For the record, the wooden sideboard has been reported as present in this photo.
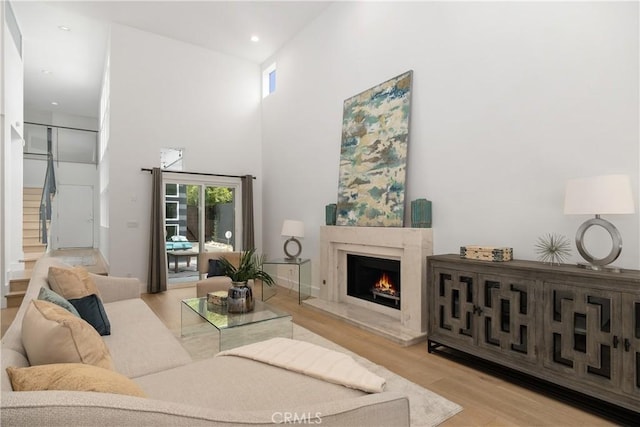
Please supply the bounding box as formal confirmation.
[426,254,640,413]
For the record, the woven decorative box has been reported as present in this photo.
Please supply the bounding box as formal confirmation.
[460,246,513,262]
[207,291,228,306]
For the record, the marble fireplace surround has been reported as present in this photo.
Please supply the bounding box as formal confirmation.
[304,226,433,346]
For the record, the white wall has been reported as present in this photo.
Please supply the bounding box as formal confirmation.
[261,1,639,280]
[23,158,45,187]
[98,41,110,269]
[0,0,4,305]
[107,24,262,283]
[1,2,24,308]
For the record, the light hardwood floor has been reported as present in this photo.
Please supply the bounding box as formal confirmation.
[3,285,633,425]
[141,285,629,426]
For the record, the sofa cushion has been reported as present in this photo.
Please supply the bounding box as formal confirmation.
[198,251,241,275]
[48,266,100,300]
[1,349,29,392]
[6,363,146,397]
[21,300,113,370]
[37,286,80,317]
[206,259,225,278]
[69,294,111,336]
[102,299,192,378]
[134,356,366,411]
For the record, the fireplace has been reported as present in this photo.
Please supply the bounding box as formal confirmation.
[307,226,433,346]
[347,255,400,310]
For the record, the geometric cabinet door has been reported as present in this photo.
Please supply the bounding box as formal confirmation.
[431,268,537,363]
[544,283,622,390]
[622,293,640,398]
[432,269,476,346]
[476,274,537,363]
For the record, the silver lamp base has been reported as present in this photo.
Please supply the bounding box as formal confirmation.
[575,215,622,272]
[283,237,302,261]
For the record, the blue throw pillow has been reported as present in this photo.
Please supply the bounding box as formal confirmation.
[38,287,81,317]
[68,294,111,336]
[207,259,225,278]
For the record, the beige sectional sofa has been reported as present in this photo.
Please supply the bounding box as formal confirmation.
[1,256,410,426]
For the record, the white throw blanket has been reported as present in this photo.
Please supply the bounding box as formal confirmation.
[217,337,386,393]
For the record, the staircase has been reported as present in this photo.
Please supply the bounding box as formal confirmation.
[6,187,48,308]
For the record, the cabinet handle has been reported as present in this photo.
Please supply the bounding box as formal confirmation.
[624,338,631,352]
[613,335,619,348]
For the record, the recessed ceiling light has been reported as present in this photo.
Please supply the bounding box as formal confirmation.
[51,101,59,106]
[251,35,260,42]
[58,25,71,31]
[41,69,52,74]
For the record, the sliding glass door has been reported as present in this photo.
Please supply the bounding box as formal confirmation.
[163,175,242,284]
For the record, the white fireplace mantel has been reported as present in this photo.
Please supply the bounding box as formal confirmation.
[306,226,433,345]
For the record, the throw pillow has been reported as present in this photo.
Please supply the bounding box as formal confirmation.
[6,363,146,397]
[68,294,111,336]
[37,286,81,317]
[47,266,101,300]
[207,259,225,278]
[21,300,113,370]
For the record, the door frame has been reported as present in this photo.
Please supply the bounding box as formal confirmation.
[162,173,243,253]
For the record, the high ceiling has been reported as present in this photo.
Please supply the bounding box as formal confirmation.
[11,1,331,119]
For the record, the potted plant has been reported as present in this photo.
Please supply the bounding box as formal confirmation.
[217,248,275,313]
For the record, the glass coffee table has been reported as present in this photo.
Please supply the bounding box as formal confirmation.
[181,297,292,355]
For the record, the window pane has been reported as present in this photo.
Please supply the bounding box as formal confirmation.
[269,70,276,94]
[262,62,276,98]
[23,123,49,155]
[166,201,178,220]
[57,128,97,164]
[166,183,178,197]
[165,225,178,240]
[185,185,200,242]
[160,148,183,171]
[205,186,235,251]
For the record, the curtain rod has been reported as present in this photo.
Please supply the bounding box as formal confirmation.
[141,168,256,180]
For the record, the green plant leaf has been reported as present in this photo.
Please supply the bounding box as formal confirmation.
[217,248,275,286]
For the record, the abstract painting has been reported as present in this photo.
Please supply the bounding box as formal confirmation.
[336,70,413,227]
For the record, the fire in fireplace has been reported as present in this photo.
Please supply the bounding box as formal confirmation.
[347,254,401,310]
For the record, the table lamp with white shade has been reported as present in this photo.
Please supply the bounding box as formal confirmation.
[564,174,635,272]
[281,220,304,261]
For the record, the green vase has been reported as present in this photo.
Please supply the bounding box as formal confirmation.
[411,199,432,228]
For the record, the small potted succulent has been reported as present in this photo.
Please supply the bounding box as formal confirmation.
[216,248,275,313]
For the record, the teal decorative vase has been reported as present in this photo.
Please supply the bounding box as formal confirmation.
[411,199,432,228]
[325,204,337,225]
[227,282,254,313]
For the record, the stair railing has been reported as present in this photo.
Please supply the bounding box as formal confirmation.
[39,127,57,245]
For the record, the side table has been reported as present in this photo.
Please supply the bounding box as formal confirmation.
[261,258,311,304]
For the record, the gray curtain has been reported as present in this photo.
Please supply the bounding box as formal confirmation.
[241,175,255,250]
[148,167,167,293]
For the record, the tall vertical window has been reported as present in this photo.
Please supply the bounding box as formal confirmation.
[262,62,277,98]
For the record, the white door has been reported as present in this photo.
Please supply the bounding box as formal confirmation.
[57,184,94,248]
